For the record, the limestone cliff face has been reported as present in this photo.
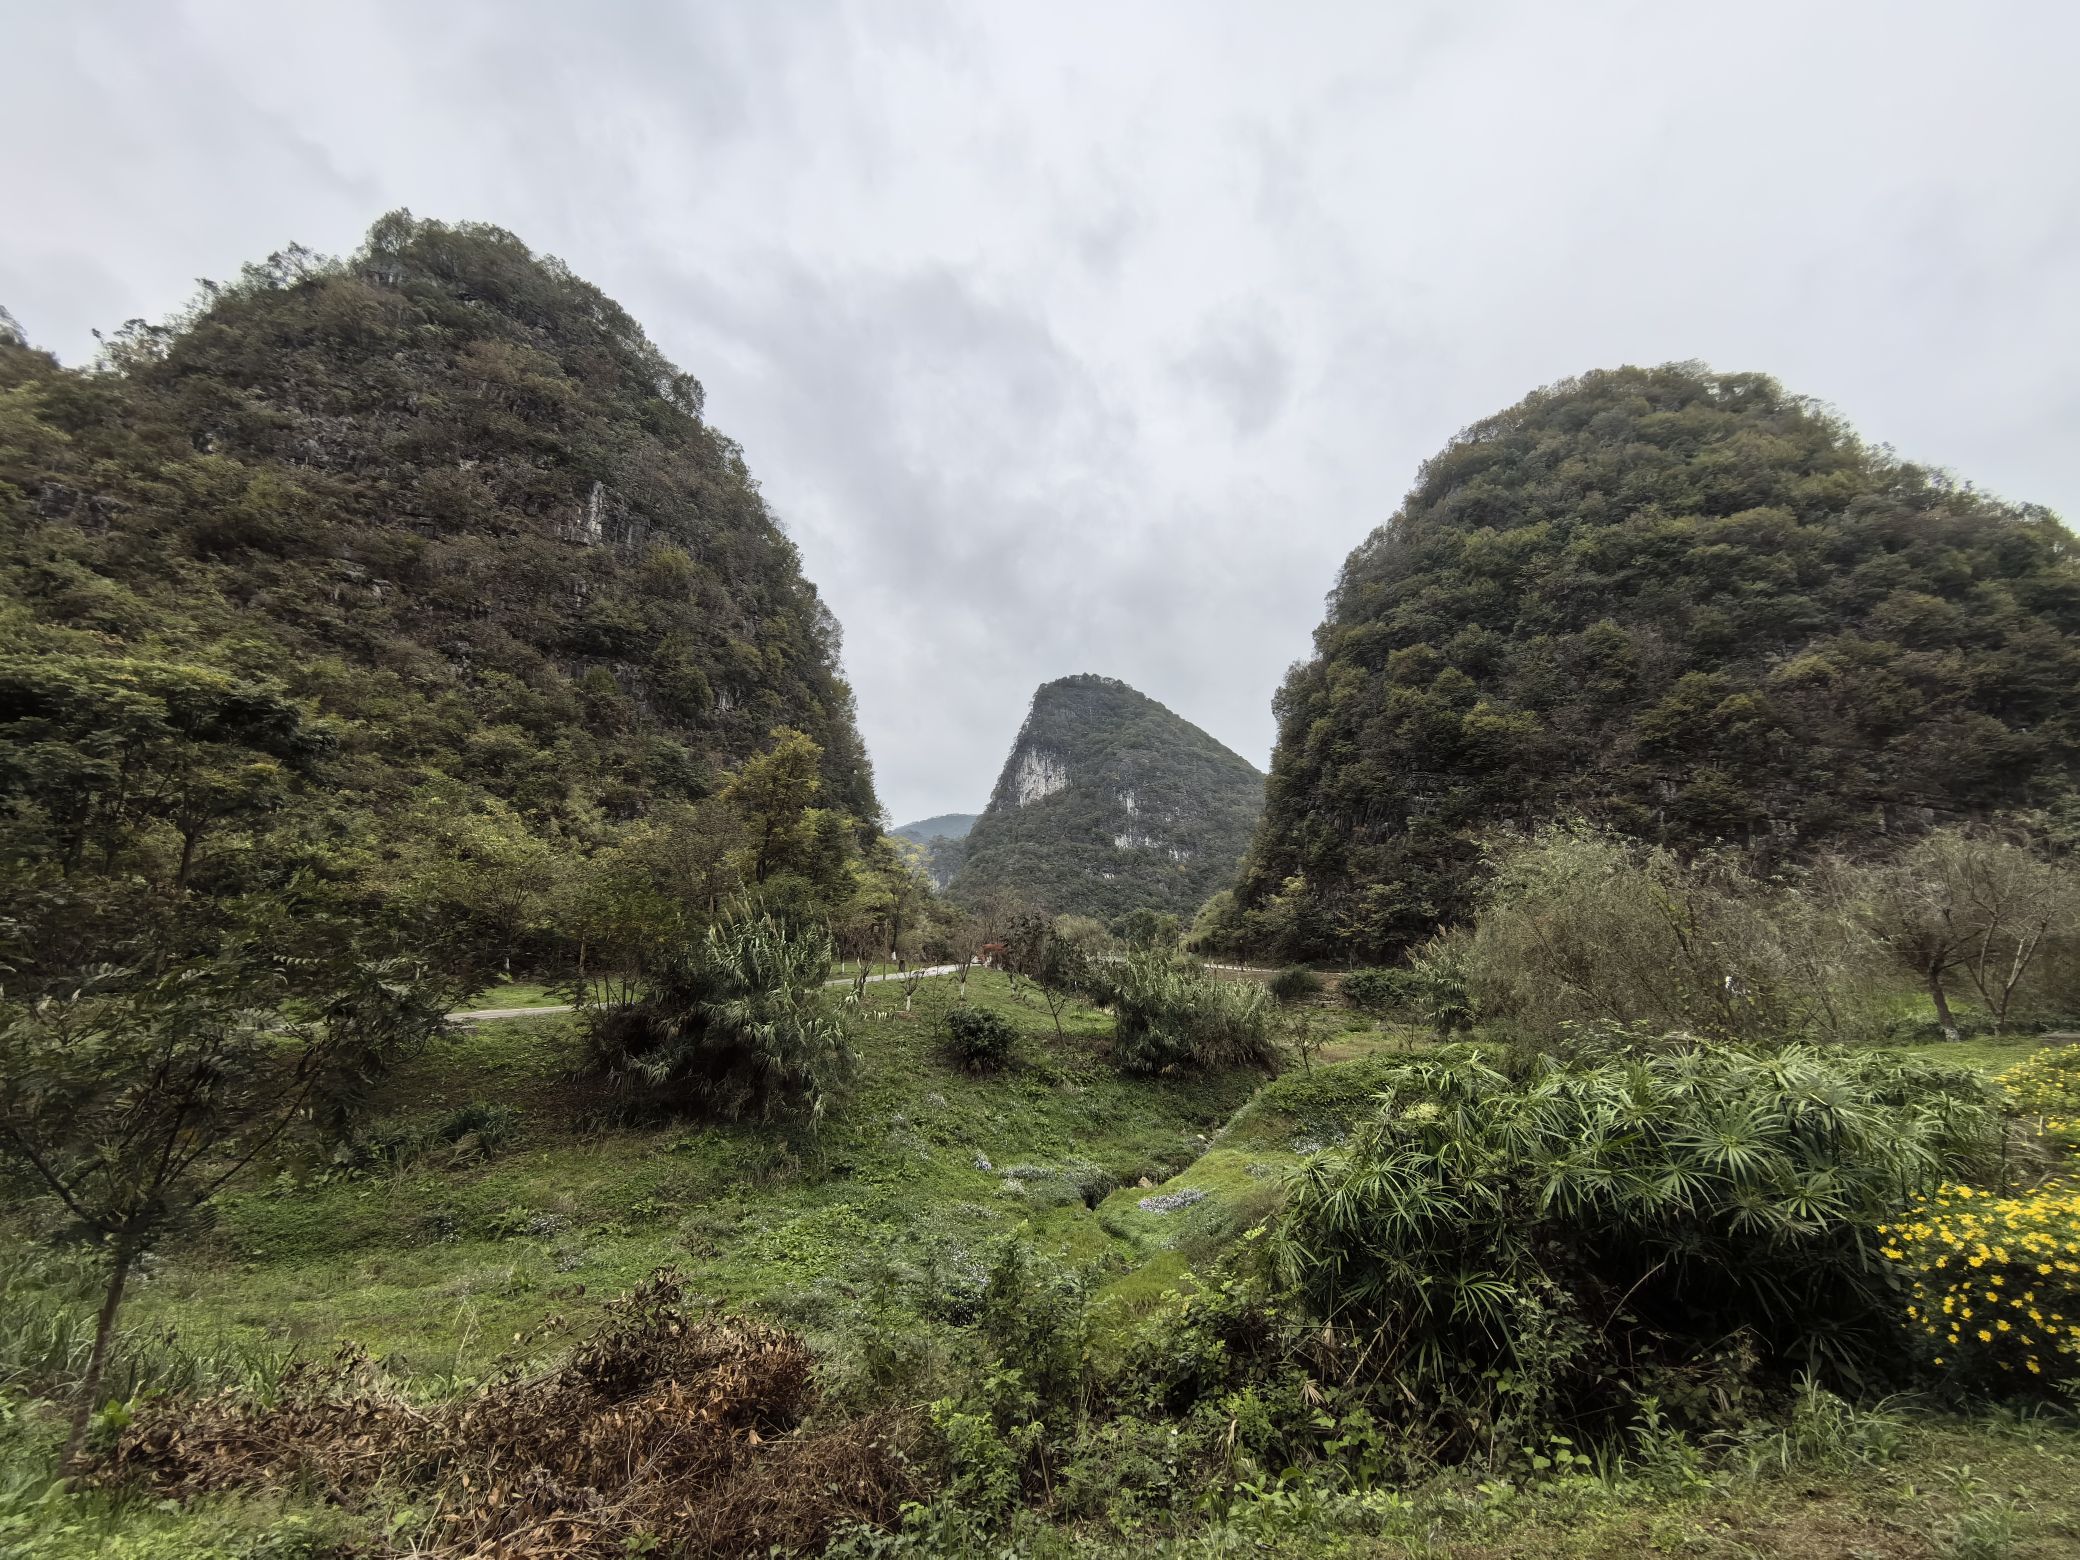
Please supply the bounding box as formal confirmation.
[950,674,1264,920]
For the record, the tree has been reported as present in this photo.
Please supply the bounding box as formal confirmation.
[833,875,894,1004]
[0,948,455,1466]
[1111,908,1181,951]
[721,728,824,885]
[638,798,749,924]
[1951,839,2079,1032]
[391,796,571,978]
[1029,918,1099,1037]
[0,655,328,889]
[1861,828,2080,1037]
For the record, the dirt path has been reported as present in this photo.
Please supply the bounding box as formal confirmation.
[448,965,964,1024]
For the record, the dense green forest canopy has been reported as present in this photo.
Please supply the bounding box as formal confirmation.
[1223,364,2080,961]
[1,212,873,819]
[0,214,897,978]
[953,674,1264,921]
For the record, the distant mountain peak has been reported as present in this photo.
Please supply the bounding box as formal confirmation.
[953,675,1263,919]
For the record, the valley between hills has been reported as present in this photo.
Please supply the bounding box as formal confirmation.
[4,216,2080,1558]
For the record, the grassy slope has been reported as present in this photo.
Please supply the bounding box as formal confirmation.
[9,982,2080,1556]
[122,971,1261,1380]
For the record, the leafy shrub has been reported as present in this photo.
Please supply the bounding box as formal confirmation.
[1880,1178,2080,1389]
[944,1006,1016,1072]
[433,1101,520,1161]
[2001,1043,2080,1150]
[1444,824,1877,1044]
[1338,968,1412,1015]
[1271,1043,2001,1434]
[584,910,854,1122]
[1344,957,1473,1034]
[1112,952,1282,1075]
[1268,967,1324,1005]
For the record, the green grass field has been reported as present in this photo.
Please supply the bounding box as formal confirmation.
[6,977,2080,1556]
[112,972,1261,1382]
[458,978,572,1010]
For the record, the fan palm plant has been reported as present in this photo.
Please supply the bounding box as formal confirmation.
[585,908,854,1123]
[1272,1042,2002,1432]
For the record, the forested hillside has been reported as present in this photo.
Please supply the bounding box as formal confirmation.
[892,812,977,844]
[891,813,976,889]
[0,214,888,974]
[1222,364,2080,960]
[952,674,1263,921]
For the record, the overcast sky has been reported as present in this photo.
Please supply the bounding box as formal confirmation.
[5,2,2077,823]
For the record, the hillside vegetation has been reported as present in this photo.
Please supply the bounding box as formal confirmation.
[1221,364,2080,960]
[9,231,2080,1560]
[0,214,884,980]
[2,214,956,1015]
[891,813,976,889]
[954,674,1264,922]
[893,813,979,843]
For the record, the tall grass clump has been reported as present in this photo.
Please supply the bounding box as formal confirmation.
[1272,1041,2001,1437]
[583,909,854,1123]
[0,1245,291,1407]
[1268,967,1324,1005]
[1112,951,1282,1074]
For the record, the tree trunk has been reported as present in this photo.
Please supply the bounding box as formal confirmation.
[1928,967,1961,1042]
[67,1242,135,1470]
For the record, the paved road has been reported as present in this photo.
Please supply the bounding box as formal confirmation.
[449,964,965,1024]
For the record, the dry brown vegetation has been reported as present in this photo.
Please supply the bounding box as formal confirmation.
[91,1270,916,1557]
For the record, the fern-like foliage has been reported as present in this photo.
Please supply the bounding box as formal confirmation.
[1112,950,1282,1074]
[584,910,853,1123]
[1271,1041,2003,1428]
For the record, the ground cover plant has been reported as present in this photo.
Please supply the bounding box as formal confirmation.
[2002,1042,2080,1151]
[1272,1041,2005,1441]
[1881,1179,2080,1390]
[7,967,2080,1556]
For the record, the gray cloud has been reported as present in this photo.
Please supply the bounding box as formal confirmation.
[1173,315,1293,439]
[4,1,2077,823]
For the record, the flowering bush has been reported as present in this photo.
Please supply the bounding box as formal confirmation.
[2000,1043,2080,1151]
[1879,1179,2080,1388]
